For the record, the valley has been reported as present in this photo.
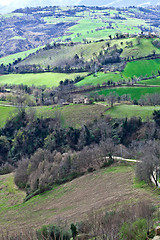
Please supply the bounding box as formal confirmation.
[1,4,160,240]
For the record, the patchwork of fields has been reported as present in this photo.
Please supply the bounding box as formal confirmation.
[1,6,160,237]
[77,58,160,86]
[0,102,159,128]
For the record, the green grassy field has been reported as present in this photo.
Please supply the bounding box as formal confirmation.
[0,72,87,87]
[123,59,160,78]
[35,104,106,128]
[106,104,160,120]
[96,86,160,100]
[0,105,16,127]
[121,38,160,59]
[0,48,39,65]
[139,76,160,85]
[76,72,123,86]
[0,165,158,234]
[76,58,160,87]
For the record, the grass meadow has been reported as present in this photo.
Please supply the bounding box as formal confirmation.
[0,72,87,87]
[0,105,16,127]
[123,59,160,78]
[106,104,160,120]
[121,38,160,59]
[139,76,160,85]
[76,72,123,86]
[0,48,39,65]
[96,87,160,100]
[77,58,160,87]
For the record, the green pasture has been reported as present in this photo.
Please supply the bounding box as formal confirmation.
[123,59,160,78]
[0,48,39,65]
[76,72,123,86]
[96,86,160,100]
[0,72,87,87]
[121,38,160,59]
[0,106,16,127]
[106,104,160,120]
[139,76,160,85]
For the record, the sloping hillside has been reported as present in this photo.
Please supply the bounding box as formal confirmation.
[1,5,160,57]
[0,165,159,233]
[16,38,160,69]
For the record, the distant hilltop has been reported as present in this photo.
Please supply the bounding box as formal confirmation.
[0,0,160,14]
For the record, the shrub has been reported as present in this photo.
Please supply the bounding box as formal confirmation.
[119,218,147,240]
[37,224,71,240]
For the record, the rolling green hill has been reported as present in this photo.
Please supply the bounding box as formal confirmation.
[0,48,39,65]
[120,38,160,59]
[16,41,107,68]
[76,72,123,86]
[16,37,160,70]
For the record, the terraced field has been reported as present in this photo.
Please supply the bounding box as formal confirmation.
[53,10,149,43]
